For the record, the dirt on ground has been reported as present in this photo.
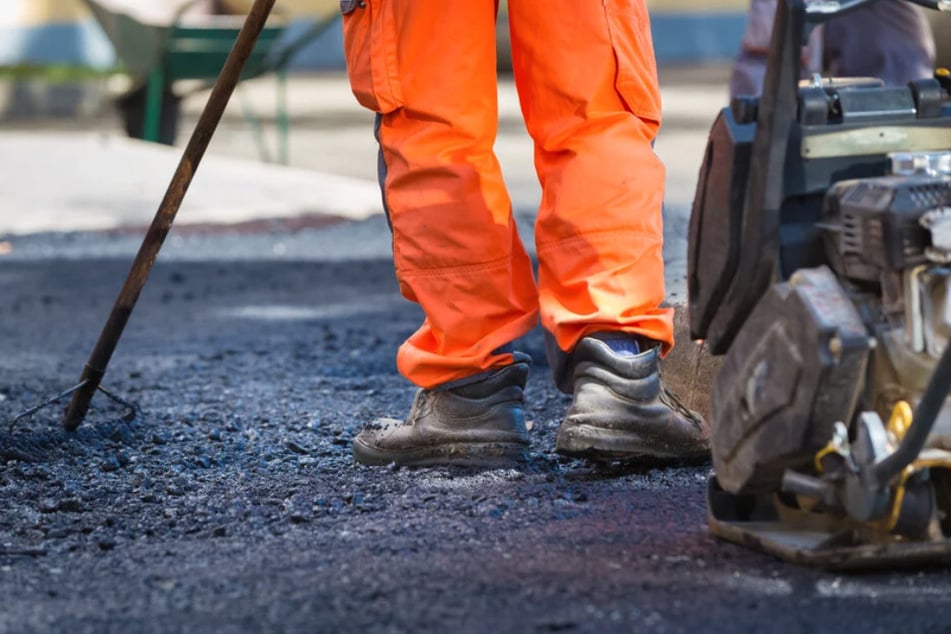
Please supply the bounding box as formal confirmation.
[2,250,951,634]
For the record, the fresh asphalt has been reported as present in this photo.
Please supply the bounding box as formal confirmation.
[2,71,951,632]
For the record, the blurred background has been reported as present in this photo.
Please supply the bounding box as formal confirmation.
[0,0,949,239]
[4,0,949,127]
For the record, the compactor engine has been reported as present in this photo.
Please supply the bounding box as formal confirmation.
[688,0,951,566]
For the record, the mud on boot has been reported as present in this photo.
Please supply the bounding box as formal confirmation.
[353,362,530,468]
[555,334,709,463]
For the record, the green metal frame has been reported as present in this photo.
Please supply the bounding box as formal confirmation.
[82,0,337,163]
[143,17,288,161]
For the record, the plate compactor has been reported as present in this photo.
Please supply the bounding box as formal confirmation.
[688,0,951,568]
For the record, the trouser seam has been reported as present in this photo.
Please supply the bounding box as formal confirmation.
[536,228,656,255]
[397,254,517,279]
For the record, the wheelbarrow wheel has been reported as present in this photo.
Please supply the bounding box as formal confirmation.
[115,83,182,146]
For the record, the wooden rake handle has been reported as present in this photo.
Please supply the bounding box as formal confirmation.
[62,0,279,431]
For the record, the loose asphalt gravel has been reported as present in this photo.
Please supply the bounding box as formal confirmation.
[2,221,951,633]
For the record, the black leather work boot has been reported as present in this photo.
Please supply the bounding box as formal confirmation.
[353,362,530,468]
[555,334,709,462]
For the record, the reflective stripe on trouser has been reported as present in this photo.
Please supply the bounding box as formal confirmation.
[730,0,935,99]
[341,0,670,389]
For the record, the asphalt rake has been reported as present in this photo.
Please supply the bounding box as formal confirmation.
[3,0,279,433]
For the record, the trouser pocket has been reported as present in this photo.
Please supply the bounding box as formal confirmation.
[603,0,662,123]
[341,0,403,113]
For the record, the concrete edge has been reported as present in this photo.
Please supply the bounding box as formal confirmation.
[0,131,384,237]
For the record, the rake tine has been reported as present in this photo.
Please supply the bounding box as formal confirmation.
[7,381,88,432]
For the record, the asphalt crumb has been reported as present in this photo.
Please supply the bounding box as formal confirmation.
[1,259,950,633]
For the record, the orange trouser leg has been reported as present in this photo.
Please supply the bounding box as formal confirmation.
[363,1,539,388]
[508,0,673,360]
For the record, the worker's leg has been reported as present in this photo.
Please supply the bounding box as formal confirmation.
[342,0,539,390]
[729,0,823,98]
[824,2,935,86]
[508,0,669,369]
[343,1,537,467]
[508,0,708,460]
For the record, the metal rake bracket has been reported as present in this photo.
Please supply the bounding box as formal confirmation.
[5,381,139,433]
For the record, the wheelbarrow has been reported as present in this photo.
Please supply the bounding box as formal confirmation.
[83,0,337,161]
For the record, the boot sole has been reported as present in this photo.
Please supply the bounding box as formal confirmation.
[555,421,709,463]
[352,438,529,469]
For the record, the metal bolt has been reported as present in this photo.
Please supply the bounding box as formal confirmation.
[829,336,843,360]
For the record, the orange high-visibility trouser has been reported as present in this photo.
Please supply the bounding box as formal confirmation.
[342,0,671,389]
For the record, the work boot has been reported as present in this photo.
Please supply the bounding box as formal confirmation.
[555,334,709,462]
[353,362,530,468]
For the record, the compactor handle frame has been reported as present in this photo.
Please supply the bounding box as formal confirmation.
[802,0,948,19]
